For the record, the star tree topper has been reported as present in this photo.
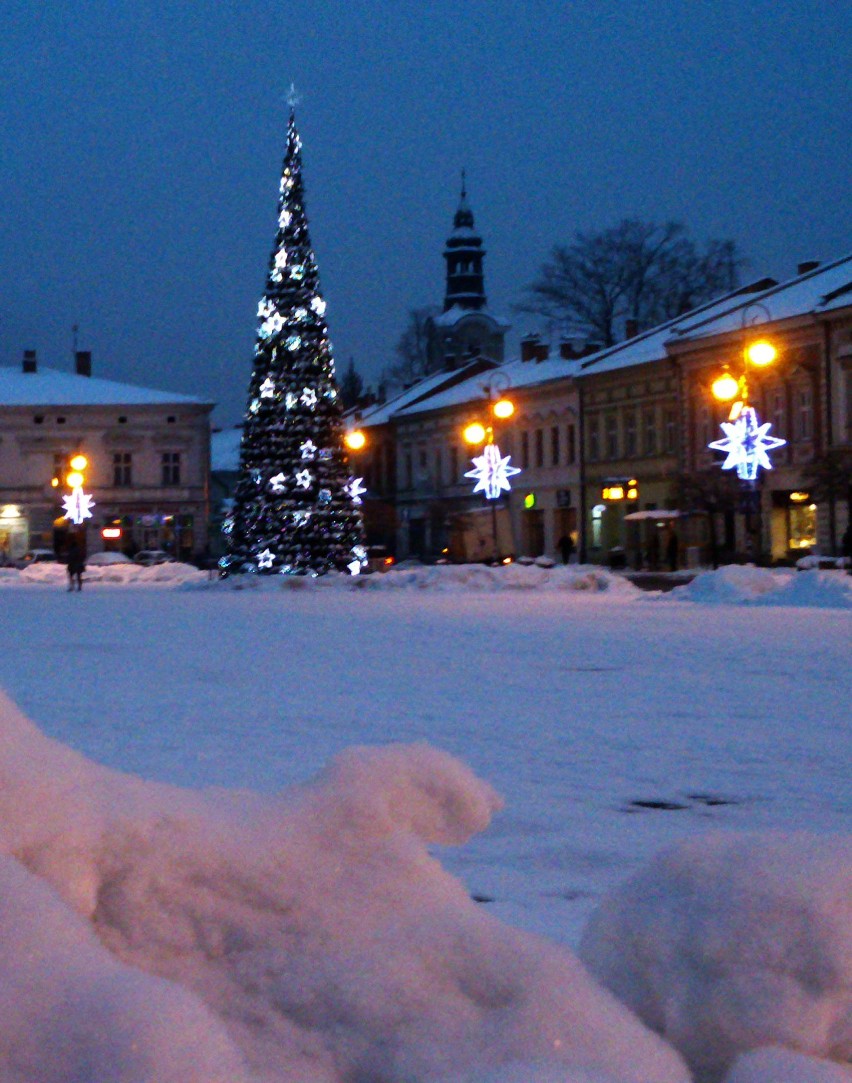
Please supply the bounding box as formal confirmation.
[708,405,786,482]
[62,487,95,525]
[465,442,521,500]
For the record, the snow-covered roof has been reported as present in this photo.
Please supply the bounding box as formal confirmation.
[394,355,580,419]
[353,359,500,428]
[670,253,852,342]
[430,305,511,330]
[0,366,211,407]
[211,426,243,472]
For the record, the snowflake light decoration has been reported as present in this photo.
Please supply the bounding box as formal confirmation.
[269,473,287,493]
[465,442,521,500]
[259,377,276,398]
[301,387,317,408]
[708,406,786,482]
[295,469,312,489]
[62,487,95,525]
[345,477,367,505]
[299,439,317,460]
[257,549,275,569]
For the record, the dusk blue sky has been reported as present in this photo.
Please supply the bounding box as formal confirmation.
[2,1,850,426]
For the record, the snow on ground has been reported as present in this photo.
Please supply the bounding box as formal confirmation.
[0,689,689,1083]
[579,833,852,1082]
[667,565,852,608]
[0,568,848,1080]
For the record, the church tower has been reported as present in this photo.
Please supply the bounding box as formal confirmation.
[426,174,509,371]
[443,171,487,312]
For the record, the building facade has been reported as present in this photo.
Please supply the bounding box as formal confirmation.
[0,351,213,561]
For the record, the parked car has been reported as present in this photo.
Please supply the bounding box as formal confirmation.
[87,551,133,566]
[15,549,58,568]
[133,550,176,566]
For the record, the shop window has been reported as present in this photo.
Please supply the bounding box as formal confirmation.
[161,452,181,486]
[591,503,606,549]
[788,499,817,550]
[113,452,132,487]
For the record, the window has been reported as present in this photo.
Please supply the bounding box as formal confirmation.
[113,452,132,487]
[434,448,442,485]
[521,431,530,469]
[161,452,181,486]
[605,413,618,459]
[404,451,413,489]
[624,409,637,456]
[534,429,544,468]
[566,424,576,464]
[770,388,786,440]
[551,426,560,466]
[797,387,813,440]
[449,445,458,482]
[33,415,44,425]
[643,408,657,456]
[664,409,677,455]
[588,416,600,462]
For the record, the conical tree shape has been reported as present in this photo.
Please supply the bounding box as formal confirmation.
[222,110,366,576]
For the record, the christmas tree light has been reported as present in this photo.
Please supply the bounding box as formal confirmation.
[221,105,365,576]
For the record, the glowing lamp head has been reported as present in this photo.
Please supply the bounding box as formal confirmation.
[712,371,739,402]
[66,471,84,488]
[463,422,487,445]
[344,430,366,451]
[69,454,88,471]
[492,398,514,420]
[746,340,777,367]
[51,477,60,488]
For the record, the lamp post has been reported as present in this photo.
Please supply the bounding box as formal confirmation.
[707,305,785,559]
[461,374,519,563]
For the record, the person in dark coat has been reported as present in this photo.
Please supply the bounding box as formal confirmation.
[558,534,575,565]
[66,536,85,591]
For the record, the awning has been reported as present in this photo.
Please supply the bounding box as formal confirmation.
[623,509,681,521]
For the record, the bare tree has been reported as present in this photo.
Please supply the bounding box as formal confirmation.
[517,220,743,347]
[381,306,440,389]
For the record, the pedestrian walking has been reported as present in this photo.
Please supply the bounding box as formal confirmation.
[558,534,574,565]
[66,536,85,592]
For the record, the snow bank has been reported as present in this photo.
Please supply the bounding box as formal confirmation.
[204,562,641,596]
[578,833,852,1083]
[0,560,207,588]
[0,688,688,1083]
[723,1047,852,1083]
[670,565,852,608]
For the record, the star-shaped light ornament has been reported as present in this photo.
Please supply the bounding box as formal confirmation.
[295,469,313,489]
[299,439,317,460]
[259,377,276,398]
[465,443,521,500]
[62,487,95,525]
[708,406,786,482]
[269,473,287,494]
[301,387,317,408]
[345,477,367,505]
[257,549,275,569]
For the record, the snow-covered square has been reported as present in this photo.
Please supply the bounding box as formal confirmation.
[0,564,849,1082]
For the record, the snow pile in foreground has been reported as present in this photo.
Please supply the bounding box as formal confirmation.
[205,562,641,596]
[724,1048,852,1083]
[579,833,852,1083]
[670,565,852,608]
[0,688,687,1083]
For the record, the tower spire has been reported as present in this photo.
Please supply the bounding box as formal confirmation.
[443,173,486,311]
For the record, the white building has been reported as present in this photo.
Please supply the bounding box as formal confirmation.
[0,351,213,560]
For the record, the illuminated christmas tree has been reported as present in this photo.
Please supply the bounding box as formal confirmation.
[221,105,366,576]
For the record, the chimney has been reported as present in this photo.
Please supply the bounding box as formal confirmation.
[797,260,820,276]
[625,317,639,339]
[75,350,92,377]
[559,340,578,360]
[520,334,540,362]
[22,349,37,374]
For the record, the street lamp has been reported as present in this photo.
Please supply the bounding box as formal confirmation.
[461,376,520,562]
